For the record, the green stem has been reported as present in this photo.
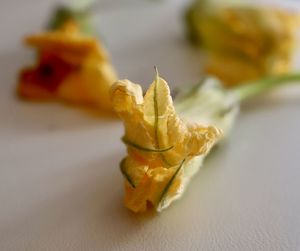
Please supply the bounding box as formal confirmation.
[233,73,300,101]
[122,137,174,153]
[120,158,136,188]
[157,159,186,207]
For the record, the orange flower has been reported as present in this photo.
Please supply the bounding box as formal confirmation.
[18,22,117,110]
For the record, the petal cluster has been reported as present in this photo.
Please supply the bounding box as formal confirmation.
[111,73,222,212]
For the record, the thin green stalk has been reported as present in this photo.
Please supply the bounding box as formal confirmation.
[157,159,186,207]
[233,73,300,101]
[154,67,173,167]
[153,67,159,149]
[122,137,174,153]
[120,158,136,188]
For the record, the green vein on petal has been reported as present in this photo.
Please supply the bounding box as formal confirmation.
[153,66,159,149]
[120,158,136,188]
[157,159,186,206]
[153,67,173,167]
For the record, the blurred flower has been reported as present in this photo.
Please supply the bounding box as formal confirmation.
[185,0,299,86]
[18,18,117,111]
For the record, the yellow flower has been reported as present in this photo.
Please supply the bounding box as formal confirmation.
[18,22,117,110]
[186,2,299,86]
[110,71,222,213]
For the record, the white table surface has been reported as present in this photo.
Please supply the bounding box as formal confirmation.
[0,1,300,250]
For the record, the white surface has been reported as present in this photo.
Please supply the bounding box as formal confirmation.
[0,0,300,250]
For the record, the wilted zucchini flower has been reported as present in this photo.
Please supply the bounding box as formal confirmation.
[110,71,222,213]
[185,0,299,86]
[111,70,300,213]
[18,20,117,110]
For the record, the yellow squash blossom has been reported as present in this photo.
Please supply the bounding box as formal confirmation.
[186,1,299,86]
[18,22,117,110]
[111,70,300,213]
[110,72,222,213]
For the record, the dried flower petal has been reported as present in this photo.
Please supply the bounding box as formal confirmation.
[111,73,222,212]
